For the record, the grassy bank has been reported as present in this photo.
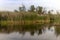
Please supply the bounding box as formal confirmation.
[0,11,60,26]
[0,12,51,26]
[1,20,50,26]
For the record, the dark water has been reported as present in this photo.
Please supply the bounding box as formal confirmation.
[0,25,60,40]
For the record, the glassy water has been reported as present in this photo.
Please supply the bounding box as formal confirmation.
[0,25,60,40]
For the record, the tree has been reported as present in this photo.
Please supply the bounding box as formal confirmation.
[48,11,51,14]
[48,10,54,23]
[19,5,26,12]
[23,5,26,11]
[36,6,43,14]
[14,10,18,12]
[30,5,35,12]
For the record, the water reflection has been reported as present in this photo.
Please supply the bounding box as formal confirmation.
[55,26,60,36]
[1,25,60,40]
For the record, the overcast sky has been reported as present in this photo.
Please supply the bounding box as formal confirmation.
[0,0,60,11]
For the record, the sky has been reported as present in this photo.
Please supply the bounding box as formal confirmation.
[0,0,60,11]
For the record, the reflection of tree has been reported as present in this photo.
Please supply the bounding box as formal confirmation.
[55,26,60,36]
[0,24,52,35]
[20,31,25,35]
[30,31,35,36]
[38,29,42,35]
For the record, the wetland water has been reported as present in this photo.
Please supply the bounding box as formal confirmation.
[0,25,60,40]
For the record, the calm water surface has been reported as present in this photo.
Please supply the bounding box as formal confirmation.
[0,26,60,40]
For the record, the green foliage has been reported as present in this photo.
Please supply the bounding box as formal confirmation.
[36,6,43,14]
[29,5,35,12]
[19,5,26,12]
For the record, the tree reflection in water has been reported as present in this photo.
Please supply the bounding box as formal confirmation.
[1,24,60,36]
[55,26,60,36]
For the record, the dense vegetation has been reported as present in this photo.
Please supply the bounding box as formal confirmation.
[0,5,60,32]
